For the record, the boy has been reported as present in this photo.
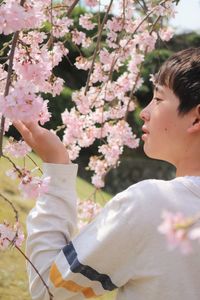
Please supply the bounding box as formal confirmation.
[15,47,200,300]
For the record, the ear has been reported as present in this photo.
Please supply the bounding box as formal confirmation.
[187,105,200,134]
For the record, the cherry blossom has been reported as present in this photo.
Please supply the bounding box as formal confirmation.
[0,1,45,35]
[158,210,193,255]
[84,0,99,7]
[0,221,24,250]
[79,13,96,30]
[0,87,50,123]
[3,138,32,158]
[77,198,101,230]
[51,16,73,38]
[159,27,174,41]
[72,29,92,48]
[75,56,92,71]
[6,167,50,199]
[19,174,50,199]
[99,144,123,166]
[51,42,69,67]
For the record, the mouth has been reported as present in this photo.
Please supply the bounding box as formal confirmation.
[141,125,149,140]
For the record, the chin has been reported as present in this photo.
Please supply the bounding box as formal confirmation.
[143,146,164,161]
[143,147,173,165]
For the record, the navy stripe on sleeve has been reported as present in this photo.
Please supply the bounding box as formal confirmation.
[62,241,117,291]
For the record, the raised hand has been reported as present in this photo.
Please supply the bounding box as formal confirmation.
[13,121,70,164]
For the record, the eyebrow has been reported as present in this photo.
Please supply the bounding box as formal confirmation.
[154,85,164,93]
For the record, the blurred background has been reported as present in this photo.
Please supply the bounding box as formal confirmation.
[0,1,200,299]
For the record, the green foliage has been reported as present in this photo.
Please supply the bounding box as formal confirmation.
[136,48,173,107]
[43,87,73,134]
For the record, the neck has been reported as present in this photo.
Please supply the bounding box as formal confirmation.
[173,139,200,177]
[175,163,200,178]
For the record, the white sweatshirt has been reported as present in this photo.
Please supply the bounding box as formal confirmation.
[26,163,200,300]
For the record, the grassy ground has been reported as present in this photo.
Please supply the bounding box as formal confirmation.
[0,149,116,300]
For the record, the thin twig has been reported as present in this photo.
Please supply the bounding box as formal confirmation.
[107,0,167,84]
[0,40,12,55]
[67,0,79,17]
[27,154,43,175]
[0,192,19,222]
[131,0,167,37]
[0,56,9,61]
[125,15,163,120]
[2,154,23,176]
[14,243,54,300]
[84,0,114,95]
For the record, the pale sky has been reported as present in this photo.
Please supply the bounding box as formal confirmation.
[170,0,200,32]
[82,0,200,33]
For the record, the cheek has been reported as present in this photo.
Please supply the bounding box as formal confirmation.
[156,114,176,134]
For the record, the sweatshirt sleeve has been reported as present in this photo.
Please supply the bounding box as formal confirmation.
[26,163,143,300]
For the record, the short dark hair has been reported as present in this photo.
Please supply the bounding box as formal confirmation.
[155,48,200,115]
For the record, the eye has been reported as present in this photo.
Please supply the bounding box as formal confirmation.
[153,97,163,103]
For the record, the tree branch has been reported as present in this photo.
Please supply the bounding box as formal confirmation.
[84,0,114,95]
[0,192,19,222]
[14,243,54,300]
[0,0,26,157]
[67,0,79,17]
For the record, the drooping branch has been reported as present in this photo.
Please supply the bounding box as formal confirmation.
[0,192,19,222]
[3,154,23,176]
[27,154,43,175]
[13,243,54,300]
[84,0,114,95]
[0,0,26,157]
[67,0,79,17]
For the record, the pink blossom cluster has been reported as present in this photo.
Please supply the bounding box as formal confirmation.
[79,13,96,30]
[60,0,175,187]
[0,1,176,225]
[77,198,101,230]
[0,2,72,128]
[6,167,50,199]
[13,35,66,94]
[158,210,200,255]
[72,29,92,48]
[51,16,73,38]
[159,27,174,41]
[148,0,176,18]
[84,0,99,7]
[3,138,32,158]
[0,83,50,124]
[0,0,46,35]
[62,106,139,187]
[1,0,176,189]
[0,221,24,250]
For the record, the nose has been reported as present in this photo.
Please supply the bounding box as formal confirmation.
[139,105,150,122]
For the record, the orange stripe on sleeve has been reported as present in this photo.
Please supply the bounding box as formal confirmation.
[50,263,98,298]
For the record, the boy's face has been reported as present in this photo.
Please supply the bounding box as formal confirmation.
[140,85,193,165]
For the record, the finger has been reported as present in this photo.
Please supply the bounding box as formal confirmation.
[13,121,33,142]
[22,121,41,135]
[13,120,28,134]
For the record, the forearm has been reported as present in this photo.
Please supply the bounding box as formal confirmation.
[26,163,78,300]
